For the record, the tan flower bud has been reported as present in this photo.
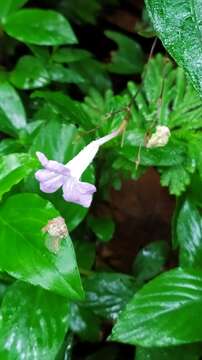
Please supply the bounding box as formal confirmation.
[145,125,170,148]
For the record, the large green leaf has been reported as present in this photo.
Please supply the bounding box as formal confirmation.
[82,272,137,320]
[145,0,202,95]
[175,198,202,268]
[0,153,36,199]
[0,193,84,300]
[10,55,50,89]
[0,82,26,135]
[4,9,77,46]
[0,281,69,359]
[29,121,95,231]
[111,268,202,346]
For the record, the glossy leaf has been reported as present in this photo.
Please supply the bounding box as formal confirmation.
[82,272,137,320]
[29,121,94,231]
[132,240,169,283]
[145,0,202,95]
[175,198,202,268]
[0,153,36,199]
[111,268,202,346]
[0,281,69,359]
[10,55,50,89]
[135,345,201,360]
[4,9,77,46]
[0,193,84,300]
[87,215,115,242]
[48,64,84,84]
[69,303,101,342]
[0,82,26,135]
[105,31,144,74]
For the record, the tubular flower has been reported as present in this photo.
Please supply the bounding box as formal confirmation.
[35,130,119,208]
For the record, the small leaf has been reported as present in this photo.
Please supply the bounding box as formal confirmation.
[10,55,50,89]
[88,215,115,242]
[175,198,202,268]
[132,240,169,283]
[0,153,36,199]
[0,82,26,135]
[0,281,69,359]
[105,31,144,74]
[160,164,194,196]
[4,9,77,46]
[111,268,202,346]
[82,272,137,320]
[0,193,84,300]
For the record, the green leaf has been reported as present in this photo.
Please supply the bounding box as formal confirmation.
[132,241,169,283]
[0,82,26,135]
[10,55,50,89]
[0,281,69,359]
[0,139,22,155]
[145,0,202,95]
[121,141,186,167]
[32,90,90,128]
[87,215,115,242]
[111,268,202,346]
[0,153,36,199]
[188,174,202,208]
[29,121,95,231]
[175,198,202,268]
[0,0,28,22]
[69,303,101,342]
[0,193,84,300]
[105,31,144,74]
[52,48,91,64]
[82,272,137,320]
[58,0,101,25]
[74,240,96,270]
[135,344,201,360]
[4,9,77,46]
[160,164,194,196]
[70,58,111,94]
[48,63,84,84]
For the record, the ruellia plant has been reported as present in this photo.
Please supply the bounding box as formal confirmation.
[0,0,201,359]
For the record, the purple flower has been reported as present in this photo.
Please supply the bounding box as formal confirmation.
[35,130,119,208]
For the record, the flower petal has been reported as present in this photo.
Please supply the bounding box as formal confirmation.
[36,151,48,167]
[62,177,96,207]
[36,152,70,175]
[35,168,65,193]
